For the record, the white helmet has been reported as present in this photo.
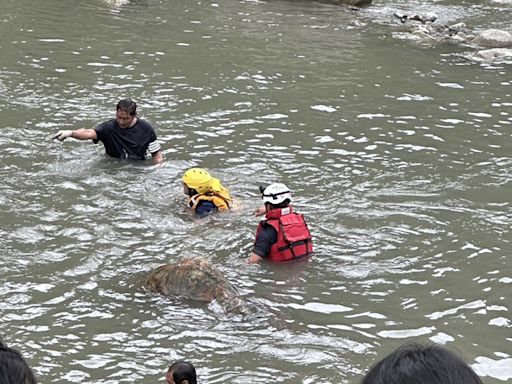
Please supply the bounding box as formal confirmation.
[261,183,292,205]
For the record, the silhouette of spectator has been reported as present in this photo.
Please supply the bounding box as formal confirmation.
[165,361,197,384]
[0,336,37,384]
[362,342,482,384]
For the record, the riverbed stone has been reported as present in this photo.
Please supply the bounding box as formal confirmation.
[104,0,129,5]
[393,11,437,23]
[472,29,512,48]
[471,48,512,62]
[322,0,372,6]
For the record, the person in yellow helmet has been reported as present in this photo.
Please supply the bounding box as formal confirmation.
[182,168,232,216]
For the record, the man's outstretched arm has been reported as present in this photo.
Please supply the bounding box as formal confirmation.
[53,128,98,141]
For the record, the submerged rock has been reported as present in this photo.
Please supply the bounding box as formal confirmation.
[387,10,512,51]
[393,11,437,24]
[320,0,372,6]
[472,29,512,48]
[144,257,246,314]
[392,18,475,46]
[103,0,130,5]
[470,48,512,62]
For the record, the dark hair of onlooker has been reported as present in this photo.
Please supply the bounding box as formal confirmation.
[168,361,197,384]
[0,338,37,384]
[267,199,291,209]
[362,342,482,384]
[116,98,137,116]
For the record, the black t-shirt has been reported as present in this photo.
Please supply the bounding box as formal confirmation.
[94,118,160,160]
[252,223,278,258]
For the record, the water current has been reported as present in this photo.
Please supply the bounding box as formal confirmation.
[0,0,511,382]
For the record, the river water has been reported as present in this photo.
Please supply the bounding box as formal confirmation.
[1,0,511,382]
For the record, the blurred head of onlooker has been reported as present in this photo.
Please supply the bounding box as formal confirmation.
[165,361,197,384]
[0,336,37,384]
[361,342,482,384]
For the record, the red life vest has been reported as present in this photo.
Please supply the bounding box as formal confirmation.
[255,206,313,262]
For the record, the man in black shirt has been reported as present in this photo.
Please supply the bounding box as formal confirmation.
[53,98,163,164]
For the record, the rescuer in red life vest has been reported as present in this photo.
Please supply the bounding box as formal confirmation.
[248,183,313,264]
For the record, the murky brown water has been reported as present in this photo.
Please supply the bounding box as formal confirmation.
[1,0,511,382]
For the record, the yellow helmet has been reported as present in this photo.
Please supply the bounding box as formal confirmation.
[182,168,213,194]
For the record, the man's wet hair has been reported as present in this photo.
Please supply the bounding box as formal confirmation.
[362,342,482,384]
[116,98,137,116]
[168,361,197,384]
[0,337,37,384]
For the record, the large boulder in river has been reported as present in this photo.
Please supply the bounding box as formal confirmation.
[144,257,246,314]
[471,29,512,48]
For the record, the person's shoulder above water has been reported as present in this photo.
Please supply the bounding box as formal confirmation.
[182,167,232,216]
[132,117,155,129]
[94,118,117,138]
[251,220,278,258]
[196,200,217,216]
